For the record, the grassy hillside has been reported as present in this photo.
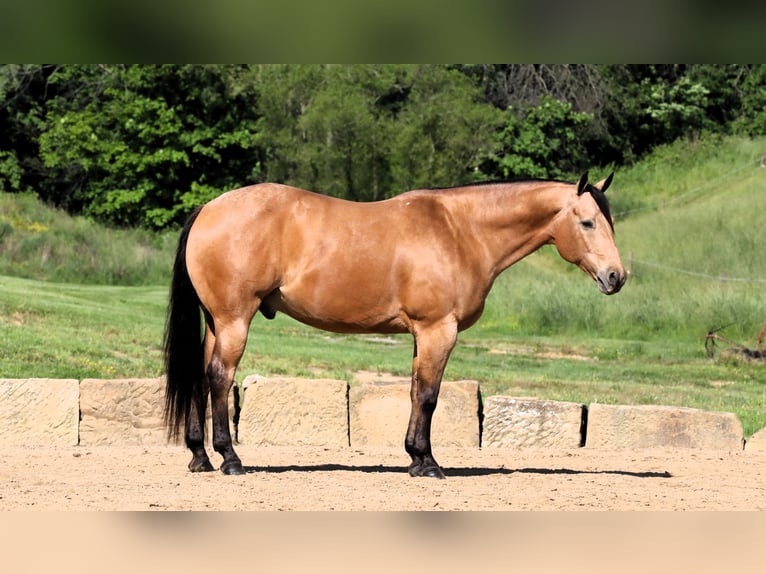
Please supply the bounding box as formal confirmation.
[0,192,175,285]
[478,135,766,347]
[1,134,765,434]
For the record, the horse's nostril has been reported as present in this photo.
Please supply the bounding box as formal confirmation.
[600,269,625,294]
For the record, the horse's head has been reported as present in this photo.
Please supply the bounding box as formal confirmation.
[551,172,626,295]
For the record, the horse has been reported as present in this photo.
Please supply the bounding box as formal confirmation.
[163,172,626,478]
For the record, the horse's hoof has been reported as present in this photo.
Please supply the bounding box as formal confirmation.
[220,460,245,475]
[422,466,446,479]
[409,463,446,479]
[188,457,215,473]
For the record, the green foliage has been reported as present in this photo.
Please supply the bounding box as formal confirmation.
[38,65,261,228]
[386,66,502,190]
[485,96,593,180]
[732,65,766,136]
[0,150,24,191]
[4,64,766,229]
[0,65,55,194]
[253,64,501,199]
[253,64,398,200]
[644,75,711,139]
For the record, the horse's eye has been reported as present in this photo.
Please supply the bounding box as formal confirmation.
[580,219,595,230]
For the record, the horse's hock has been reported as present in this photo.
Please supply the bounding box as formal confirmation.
[0,377,755,450]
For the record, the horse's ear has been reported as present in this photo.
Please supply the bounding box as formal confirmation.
[577,172,589,196]
[595,172,614,193]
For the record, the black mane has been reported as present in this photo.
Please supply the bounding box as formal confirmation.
[424,178,556,191]
[425,178,614,230]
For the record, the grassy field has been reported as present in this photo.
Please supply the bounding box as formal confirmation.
[1,273,764,435]
[1,135,765,435]
[0,191,176,285]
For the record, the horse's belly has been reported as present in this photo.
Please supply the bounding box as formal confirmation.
[263,288,408,334]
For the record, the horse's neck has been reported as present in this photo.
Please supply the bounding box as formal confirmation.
[453,183,569,277]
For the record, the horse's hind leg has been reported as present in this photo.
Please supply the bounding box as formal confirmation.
[186,380,213,472]
[185,321,215,472]
[207,317,251,475]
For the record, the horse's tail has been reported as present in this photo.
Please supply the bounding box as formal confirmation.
[163,207,205,443]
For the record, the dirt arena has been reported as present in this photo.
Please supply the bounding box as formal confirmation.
[4,443,766,510]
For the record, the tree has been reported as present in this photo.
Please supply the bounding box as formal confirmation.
[253,65,501,199]
[0,65,61,193]
[388,66,503,190]
[38,65,261,228]
[481,95,594,180]
[730,65,766,136]
[460,64,609,113]
[252,64,402,201]
[4,64,762,231]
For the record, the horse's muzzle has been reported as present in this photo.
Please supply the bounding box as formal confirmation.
[597,268,627,295]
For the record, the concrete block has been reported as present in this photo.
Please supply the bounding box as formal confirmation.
[482,396,585,448]
[0,379,79,446]
[349,379,480,448]
[79,378,166,446]
[238,375,348,447]
[745,427,766,451]
[585,403,744,450]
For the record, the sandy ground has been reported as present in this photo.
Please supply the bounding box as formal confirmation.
[3,444,766,511]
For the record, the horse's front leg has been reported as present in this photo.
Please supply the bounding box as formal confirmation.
[405,320,458,479]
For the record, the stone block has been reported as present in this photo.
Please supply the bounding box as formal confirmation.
[79,378,166,446]
[349,379,480,448]
[482,396,585,448]
[745,427,766,451]
[0,379,79,446]
[237,376,348,447]
[585,403,744,450]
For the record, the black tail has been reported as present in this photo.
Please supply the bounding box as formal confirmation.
[163,207,205,443]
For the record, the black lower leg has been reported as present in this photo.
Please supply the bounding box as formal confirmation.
[405,401,445,479]
[186,391,214,472]
[209,364,244,475]
[214,424,244,475]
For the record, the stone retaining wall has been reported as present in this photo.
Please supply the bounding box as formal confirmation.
[349,379,480,447]
[238,376,348,447]
[0,377,757,450]
[0,379,79,446]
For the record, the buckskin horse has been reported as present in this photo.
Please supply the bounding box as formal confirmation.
[164,172,626,478]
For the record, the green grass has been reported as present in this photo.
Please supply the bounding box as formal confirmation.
[0,275,167,378]
[1,273,764,436]
[0,191,176,285]
[1,134,765,436]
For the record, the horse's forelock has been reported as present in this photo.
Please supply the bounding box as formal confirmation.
[585,184,614,231]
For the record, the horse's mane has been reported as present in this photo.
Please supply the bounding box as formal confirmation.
[424,178,552,191]
[424,178,614,230]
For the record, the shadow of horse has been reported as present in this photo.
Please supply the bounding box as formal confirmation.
[243,464,672,479]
